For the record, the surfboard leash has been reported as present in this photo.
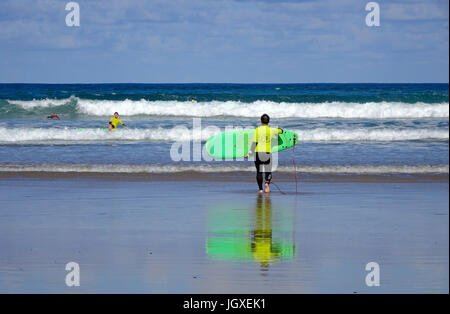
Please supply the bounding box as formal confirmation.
[270,181,287,195]
[269,139,298,195]
[293,139,298,194]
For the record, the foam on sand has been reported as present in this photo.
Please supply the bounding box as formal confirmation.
[0,164,447,174]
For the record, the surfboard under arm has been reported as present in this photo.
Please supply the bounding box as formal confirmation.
[205,129,298,159]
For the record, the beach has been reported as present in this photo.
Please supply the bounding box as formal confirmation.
[0,83,448,294]
[0,173,448,293]
[1,0,449,297]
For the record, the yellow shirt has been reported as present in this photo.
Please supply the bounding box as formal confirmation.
[109,117,124,128]
[254,125,282,153]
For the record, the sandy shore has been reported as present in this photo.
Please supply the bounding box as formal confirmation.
[0,176,448,293]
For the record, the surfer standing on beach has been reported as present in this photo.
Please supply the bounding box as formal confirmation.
[108,112,125,131]
[245,114,283,194]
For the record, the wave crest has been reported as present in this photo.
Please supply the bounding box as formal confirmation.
[0,127,447,143]
[8,98,449,119]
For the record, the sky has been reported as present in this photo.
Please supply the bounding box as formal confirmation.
[0,0,448,83]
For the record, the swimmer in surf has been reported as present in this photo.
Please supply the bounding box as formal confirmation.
[47,113,60,120]
[245,114,283,194]
[108,112,125,131]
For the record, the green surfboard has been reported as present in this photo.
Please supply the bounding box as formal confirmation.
[205,129,298,159]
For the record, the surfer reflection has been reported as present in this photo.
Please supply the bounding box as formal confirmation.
[251,194,280,271]
[206,195,295,272]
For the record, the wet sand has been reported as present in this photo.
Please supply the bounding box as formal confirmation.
[0,170,448,183]
[0,175,448,293]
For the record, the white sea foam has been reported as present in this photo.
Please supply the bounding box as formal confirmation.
[0,127,447,143]
[8,96,76,108]
[8,98,449,119]
[297,128,448,142]
[0,164,447,174]
[0,126,200,143]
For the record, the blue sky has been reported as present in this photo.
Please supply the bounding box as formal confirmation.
[0,0,448,83]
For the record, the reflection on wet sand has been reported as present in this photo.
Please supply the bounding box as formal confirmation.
[206,194,296,271]
[252,195,279,271]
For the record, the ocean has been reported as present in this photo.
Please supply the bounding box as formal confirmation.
[0,83,448,176]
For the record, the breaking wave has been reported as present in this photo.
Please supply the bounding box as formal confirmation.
[7,98,449,119]
[0,127,447,143]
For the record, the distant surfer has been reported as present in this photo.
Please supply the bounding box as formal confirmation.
[191,98,196,102]
[47,113,60,120]
[245,114,283,194]
[108,112,125,131]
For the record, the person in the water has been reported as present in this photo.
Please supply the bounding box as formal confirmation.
[245,114,283,194]
[47,113,60,120]
[108,112,125,131]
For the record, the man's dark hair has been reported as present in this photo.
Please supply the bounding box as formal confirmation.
[261,114,270,124]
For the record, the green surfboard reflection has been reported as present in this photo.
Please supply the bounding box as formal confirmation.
[206,195,296,270]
